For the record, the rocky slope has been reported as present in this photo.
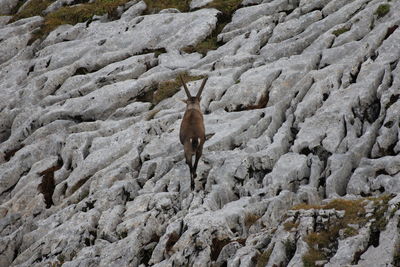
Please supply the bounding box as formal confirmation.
[1,0,400,266]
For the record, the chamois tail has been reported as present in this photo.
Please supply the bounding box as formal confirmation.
[190,137,200,150]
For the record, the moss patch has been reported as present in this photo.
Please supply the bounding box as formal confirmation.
[332,27,350,36]
[256,247,273,267]
[375,4,390,18]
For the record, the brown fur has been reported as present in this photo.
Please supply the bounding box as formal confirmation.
[179,76,208,190]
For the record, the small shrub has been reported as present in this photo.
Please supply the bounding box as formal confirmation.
[375,4,390,18]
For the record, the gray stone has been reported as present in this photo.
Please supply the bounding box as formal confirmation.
[0,0,19,15]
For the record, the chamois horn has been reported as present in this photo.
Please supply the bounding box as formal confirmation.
[179,74,192,98]
[196,77,208,98]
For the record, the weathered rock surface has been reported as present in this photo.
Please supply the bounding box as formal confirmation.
[1,0,400,266]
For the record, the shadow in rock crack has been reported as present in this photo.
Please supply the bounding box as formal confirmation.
[4,144,25,162]
[38,159,63,208]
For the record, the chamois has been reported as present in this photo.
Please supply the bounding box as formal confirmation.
[179,74,208,190]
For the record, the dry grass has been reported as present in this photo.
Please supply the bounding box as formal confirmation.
[202,0,242,16]
[244,213,261,228]
[144,0,190,14]
[291,203,324,210]
[284,221,300,231]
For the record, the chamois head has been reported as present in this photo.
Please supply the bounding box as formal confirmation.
[179,75,208,109]
[178,74,208,190]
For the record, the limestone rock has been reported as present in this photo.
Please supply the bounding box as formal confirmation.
[1,0,400,266]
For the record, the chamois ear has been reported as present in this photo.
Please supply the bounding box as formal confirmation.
[196,77,208,98]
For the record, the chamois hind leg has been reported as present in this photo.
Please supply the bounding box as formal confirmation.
[193,145,203,179]
[184,149,194,189]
